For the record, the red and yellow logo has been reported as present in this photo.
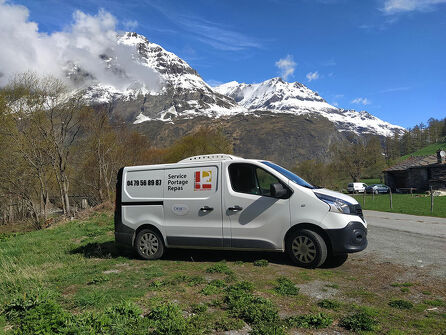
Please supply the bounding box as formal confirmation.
[194,170,212,191]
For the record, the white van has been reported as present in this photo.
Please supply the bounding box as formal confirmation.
[347,182,368,194]
[115,154,367,268]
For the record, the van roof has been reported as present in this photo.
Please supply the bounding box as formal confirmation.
[178,154,242,163]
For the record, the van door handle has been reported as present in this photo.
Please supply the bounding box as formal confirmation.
[200,206,214,212]
[228,205,243,212]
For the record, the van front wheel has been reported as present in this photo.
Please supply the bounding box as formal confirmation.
[286,229,327,268]
[135,229,164,260]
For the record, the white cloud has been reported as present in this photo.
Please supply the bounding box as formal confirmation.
[352,97,371,105]
[382,0,446,14]
[332,102,339,107]
[0,1,160,91]
[206,79,223,87]
[123,19,138,31]
[275,55,296,80]
[306,71,319,82]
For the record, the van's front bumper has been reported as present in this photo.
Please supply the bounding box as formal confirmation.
[326,221,367,254]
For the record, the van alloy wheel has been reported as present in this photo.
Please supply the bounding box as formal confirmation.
[135,229,164,260]
[292,236,316,264]
[140,232,159,256]
[286,229,327,268]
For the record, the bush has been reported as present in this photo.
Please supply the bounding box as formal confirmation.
[388,299,414,309]
[206,262,233,274]
[251,322,287,335]
[274,277,299,296]
[147,302,188,335]
[339,311,379,331]
[317,299,341,310]
[201,279,226,295]
[225,282,279,326]
[253,259,269,267]
[285,313,333,329]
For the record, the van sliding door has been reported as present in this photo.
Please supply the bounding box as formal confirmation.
[163,163,223,247]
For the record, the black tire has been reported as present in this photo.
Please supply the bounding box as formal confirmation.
[134,228,164,260]
[286,229,327,268]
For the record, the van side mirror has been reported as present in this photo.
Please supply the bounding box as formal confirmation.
[270,183,288,198]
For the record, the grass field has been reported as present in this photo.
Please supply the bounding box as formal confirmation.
[352,193,446,218]
[400,142,446,160]
[0,211,445,334]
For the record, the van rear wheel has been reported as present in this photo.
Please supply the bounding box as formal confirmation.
[286,229,327,268]
[135,229,164,260]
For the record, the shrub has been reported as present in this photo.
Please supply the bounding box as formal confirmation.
[285,313,333,329]
[388,299,414,309]
[214,313,245,331]
[274,277,299,296]
[423,299,445,307]
[206,262,233,274]
[225,282,279,325]
[339,311,379,331]
[317,299,341,310]
[201,279,226,295]
[253,259,269,267]
[251,322,287,335]
[147,302,188,335]
[191,303,207,314]
[88,275,110,285]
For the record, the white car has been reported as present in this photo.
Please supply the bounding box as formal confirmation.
[347,182,368,194]
[115,154,367,268]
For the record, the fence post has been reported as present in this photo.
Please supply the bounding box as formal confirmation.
[372,190,375,201]
[390,188,393,209]
[363,191,365,207]
[431,187,434,214]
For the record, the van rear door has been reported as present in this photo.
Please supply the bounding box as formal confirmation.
[163,163,223,247]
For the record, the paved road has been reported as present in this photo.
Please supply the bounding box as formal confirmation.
[362,210,446,277]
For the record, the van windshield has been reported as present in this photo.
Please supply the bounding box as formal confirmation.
[261,161,315,189]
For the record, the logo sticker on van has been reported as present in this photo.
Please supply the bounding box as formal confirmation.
[194,170,212,191]
[172,204,189,216]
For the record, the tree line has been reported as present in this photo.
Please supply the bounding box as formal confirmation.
[0,74,231,227]
[294,117,446,189]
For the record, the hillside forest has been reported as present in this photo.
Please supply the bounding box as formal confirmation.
[0,74,445,227]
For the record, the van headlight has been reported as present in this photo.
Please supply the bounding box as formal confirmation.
[314,193,351,214]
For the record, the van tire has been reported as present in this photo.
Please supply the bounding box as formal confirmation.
[286,229,327,268]
[135,229,164,260]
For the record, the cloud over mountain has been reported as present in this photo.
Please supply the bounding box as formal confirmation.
[0,0,160,90]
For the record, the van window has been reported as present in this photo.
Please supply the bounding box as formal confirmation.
[228,163,281,197]
[256,167,280,196]
[348,183,353,187]
[229,164,259,195]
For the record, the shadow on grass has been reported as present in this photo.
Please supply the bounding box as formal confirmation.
[71,241,349,268]
[70,241,134,259]
[162,249,348,269]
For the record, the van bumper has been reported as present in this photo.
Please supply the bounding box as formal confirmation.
[114,214,135,247]
[326,221,367,254]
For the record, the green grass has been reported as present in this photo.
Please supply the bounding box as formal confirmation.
[353,193,446,217]
[400,141,446,160]
[0,211,445,334]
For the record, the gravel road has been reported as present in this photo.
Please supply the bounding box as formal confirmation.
[361,210,446,277]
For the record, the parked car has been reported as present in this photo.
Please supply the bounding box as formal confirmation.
[365,184,390,194]
[115,154,367,268]
[347,182,368,194]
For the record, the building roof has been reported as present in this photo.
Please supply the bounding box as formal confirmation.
[384,155,439,172]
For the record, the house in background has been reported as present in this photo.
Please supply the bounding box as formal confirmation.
[384,150,446,192]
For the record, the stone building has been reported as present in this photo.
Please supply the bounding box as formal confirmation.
[384,150,446,192]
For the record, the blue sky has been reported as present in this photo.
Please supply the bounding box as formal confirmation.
[7,0,446,128]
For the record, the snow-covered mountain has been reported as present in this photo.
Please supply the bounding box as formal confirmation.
[69,31,404,137]
[215,77,404,137]
[75,32,245,122]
